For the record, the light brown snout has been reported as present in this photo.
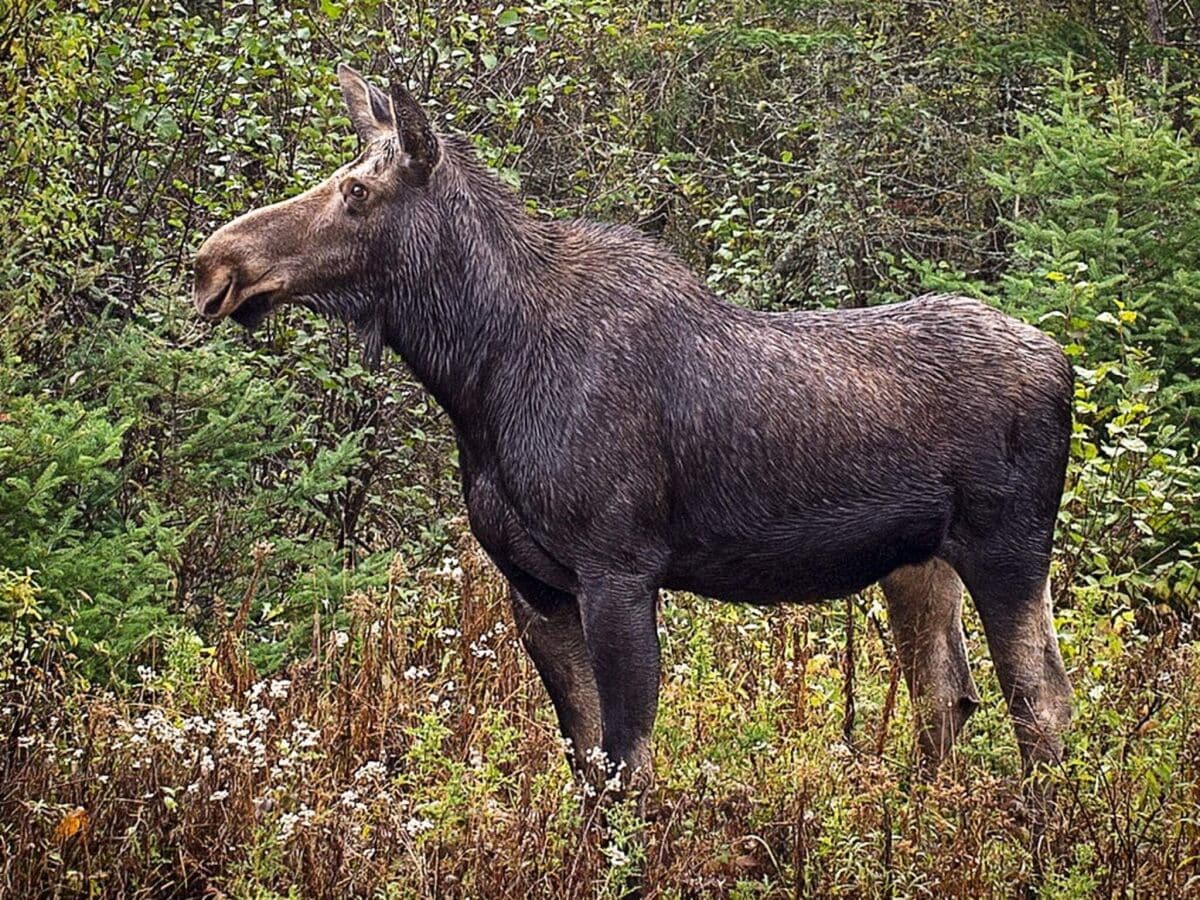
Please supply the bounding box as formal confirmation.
[193,216,289,321]
[193,184,325,326]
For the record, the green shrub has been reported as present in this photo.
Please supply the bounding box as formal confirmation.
[0,386,178,672]
[1059,340,1198,614]
[0,311,430,681]
[988,63,1200,403]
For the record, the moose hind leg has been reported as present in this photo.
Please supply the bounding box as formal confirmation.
[974,573,1070,772]
[967,573,1073,770]
[881,558,981,769]
[510,581,603,776]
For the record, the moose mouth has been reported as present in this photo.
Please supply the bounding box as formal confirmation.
[197,277,283,331]
[229,290,279,330]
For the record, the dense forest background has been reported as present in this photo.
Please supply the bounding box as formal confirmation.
[2,0,1200,895]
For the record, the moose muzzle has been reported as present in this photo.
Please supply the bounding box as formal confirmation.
[192,206,295,326]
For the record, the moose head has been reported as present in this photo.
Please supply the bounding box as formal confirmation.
[192,65,443,344]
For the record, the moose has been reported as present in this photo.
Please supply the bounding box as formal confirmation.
[193,65,1074,793]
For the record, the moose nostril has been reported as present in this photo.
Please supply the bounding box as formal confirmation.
[201,281,232,318]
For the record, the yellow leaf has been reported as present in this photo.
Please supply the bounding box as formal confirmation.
[54,807,88,841]
[805,653,834,677]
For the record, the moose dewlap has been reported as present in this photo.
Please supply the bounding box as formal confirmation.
[194,63,1074,793]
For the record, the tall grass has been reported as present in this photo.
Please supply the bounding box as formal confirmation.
[4,526,1200,897]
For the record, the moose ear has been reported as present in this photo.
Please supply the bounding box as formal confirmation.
[337,63,395,144]
[389,82,440,185]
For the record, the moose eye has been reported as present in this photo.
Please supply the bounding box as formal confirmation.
[349,182,368,201]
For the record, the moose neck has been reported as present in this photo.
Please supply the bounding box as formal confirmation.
[379,148,558,436]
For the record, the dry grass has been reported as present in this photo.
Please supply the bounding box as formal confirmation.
[4,531,1200,897]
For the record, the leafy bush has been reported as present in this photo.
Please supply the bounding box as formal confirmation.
[0,387,178,671]
[1059,342,1198,615]
[909,63,1200,616]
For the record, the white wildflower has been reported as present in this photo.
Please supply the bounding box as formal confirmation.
[604,843,630,867]
[404,817,434,836]
[249,704,274,732]
[469,641,496,659]
[292,719,320,749]
[277,813,299,841]
[434,556,463,580]
[277,804,314,842]
[183,715,214,736]
[354,760,388,783]
[249,737,268,770]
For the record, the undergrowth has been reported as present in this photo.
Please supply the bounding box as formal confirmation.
[4,529,1200,897]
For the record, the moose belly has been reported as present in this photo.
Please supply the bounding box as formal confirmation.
[663,500,950,605]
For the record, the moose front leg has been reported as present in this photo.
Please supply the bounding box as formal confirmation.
[508,578,603,778]
[577,574,661,796]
